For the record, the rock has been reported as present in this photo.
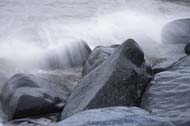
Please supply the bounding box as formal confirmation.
[141,56,190,126]
[162,18,190,44]
[82,44,119,76]
[61,39,153,119]
[184,42,190,55]
[57,107,172,126]
[0,74,70,120]
[44,40,91,70]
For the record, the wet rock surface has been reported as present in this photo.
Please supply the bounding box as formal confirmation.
[141,56,190,126]
[61,39,153,119]
[0,74,70,120]
[57,107,172,126]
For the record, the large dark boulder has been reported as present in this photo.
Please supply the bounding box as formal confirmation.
[141,56,190,126]
[0,74,70,120]
[162,18,190,44]
[61,39,153,119]
[57,107,172,126]
[82,45,119,76]
[44,40,91,70]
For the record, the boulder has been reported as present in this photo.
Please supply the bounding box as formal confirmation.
[0,74,70,120]
[44,40,91,70]
[82,45,119,76]
[162,18,190,44]
[57,107,172,126]
[141,56,190,126]
[61,39,153,119]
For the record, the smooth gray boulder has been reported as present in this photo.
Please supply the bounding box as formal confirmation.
[162,18,190,44]
[82,45,119,76]
[141,56,190,126]
[0,74,70,120]
[57,107,172,126]
[61,39,153,119]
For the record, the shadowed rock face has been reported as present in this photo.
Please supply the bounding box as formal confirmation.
[82,45,119,77]
[61,39,153,119]
[141,56,190,126]
[0,74,70,120]
[162,18,190,44]
[57,107,172,126]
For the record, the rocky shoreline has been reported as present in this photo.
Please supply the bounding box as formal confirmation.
[0,18,190,126]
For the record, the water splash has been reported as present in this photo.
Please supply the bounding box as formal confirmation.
[0,0,189,76]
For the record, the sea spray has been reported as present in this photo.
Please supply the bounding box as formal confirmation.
[0,0,189,77]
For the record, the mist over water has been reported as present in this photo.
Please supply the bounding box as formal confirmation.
[0,0,189,75]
